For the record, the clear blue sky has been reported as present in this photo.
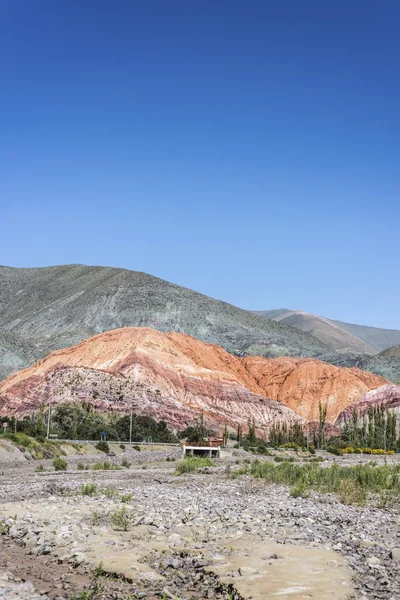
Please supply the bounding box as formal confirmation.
[1,1,399,328]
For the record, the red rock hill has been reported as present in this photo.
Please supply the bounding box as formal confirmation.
[0,327,388,430]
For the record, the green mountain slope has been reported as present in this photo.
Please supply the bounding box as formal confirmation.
[0,265,330,379]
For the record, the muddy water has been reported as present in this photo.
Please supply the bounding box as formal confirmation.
[1,499,355,599]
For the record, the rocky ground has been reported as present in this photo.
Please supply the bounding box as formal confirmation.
[0,447,399,600]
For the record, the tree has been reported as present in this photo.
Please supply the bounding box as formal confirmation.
[318,401,328,448]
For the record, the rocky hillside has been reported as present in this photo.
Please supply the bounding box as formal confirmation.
[327,353,400,386]
[0,265,331,380]
[242,356,387,422]
[0,327,387,427]
[255,309,400,354]
[379,345,400,358]
[335,384,400,425]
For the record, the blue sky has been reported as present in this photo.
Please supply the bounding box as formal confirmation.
[1,1,399,328]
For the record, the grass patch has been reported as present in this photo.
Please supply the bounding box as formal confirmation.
[1,433,66,460]
[102,487,117,498]
[53,457,68,471]
[77,461,89,470]
[79,483,98,496]
[175,457,214,475]
[233,459,400,506]
[91,461,122,471]
[119,493,132,503]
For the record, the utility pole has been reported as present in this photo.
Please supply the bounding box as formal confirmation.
[129,411,133,445]
[46,406,51,440]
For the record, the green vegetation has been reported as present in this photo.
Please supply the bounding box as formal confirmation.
[110,506,133,531]
[269,421,308,448]
[179,414,209,442]
[175,456,214,475]
[52,457,68,471]
[119,493,133,503]
[5,403,178,444]
[233,459,400,505]
[102,487,117,498]
[91,461,122,471]
[95,440,110,453]
[337,405,399,451]
[121,457,131,467]
[79,483,98,496]
[0,431,65,459]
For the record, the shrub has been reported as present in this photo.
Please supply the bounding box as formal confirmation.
[95,441,110,454]
[363,447,372,455]
[53,457,67,471]
[103,487,117,498]
[326,446,343,456]
[290,483,310,498]
[119,443,126,450]
[175,457,214,475]
[35,464,45,472]
[79,483,97,496]
[354,448,362,454]
[343,447,355,454]
[337,479,366,506]
[274,456,294,463]
[110,506,132,531]
[77,462,89,470]
[257,445,272,455]
[133,445,141,452]
[121,457,131,468]
[309,445,316,455]
[91,461,122,471]
[119,493,133,503]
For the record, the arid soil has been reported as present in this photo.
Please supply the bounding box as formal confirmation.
[0,446,399,599]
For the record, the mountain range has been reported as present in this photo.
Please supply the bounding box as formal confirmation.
[0,327,388,429]
[253,309,400,354]
[0,265,331,380]
[1,264,400,385]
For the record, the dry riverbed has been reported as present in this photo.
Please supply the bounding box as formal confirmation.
[0,447,399,600]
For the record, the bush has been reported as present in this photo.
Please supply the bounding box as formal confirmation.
[119,493,133,503]
[309,445,316,454]
[53,457,67,471]
[337,479,366,506]
[133,445,141,452]
[103,487,117,498]
[119,443,126,450]
[77,462,89,470]
[110,506,132,531]
[35,464,45,472]
[121,457,131,468]
[326,446,343,456]
[274,456,294,463]
[290,483,310,498]
[95,441,110,454]
[79,483,97,496]
[175,457,214,475]
[91,461,122,471]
